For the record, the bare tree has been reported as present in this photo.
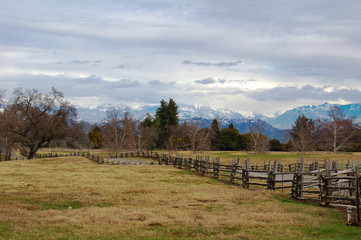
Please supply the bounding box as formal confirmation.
[248,120,269,154]
[0,89,4,106]
[181,121,212,152]
[133,124,157,150]
[102,108,122,153]
[119,112,137,150]
[0,112,18,160]
[101,110,138,151]
[166,134,180,153]
[1,88,76,159]
[317,106,357,153]
[289,115,315,153]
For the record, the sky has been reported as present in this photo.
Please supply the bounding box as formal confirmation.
[1,0,361,116]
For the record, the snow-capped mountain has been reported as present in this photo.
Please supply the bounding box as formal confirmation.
[76,103,288,141]
[77,104,246,123]
[178,105,246,120]
[76,102,361,142]
[262,103,361,129]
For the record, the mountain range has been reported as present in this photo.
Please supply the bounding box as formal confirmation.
[76,102,361,143]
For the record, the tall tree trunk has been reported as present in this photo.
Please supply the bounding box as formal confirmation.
[28,146,38,159]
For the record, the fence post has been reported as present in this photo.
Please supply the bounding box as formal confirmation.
[230,158,239,184]
[269,160,278,190]
[317,162,323,202]
[213,158,219,179]
[323,159,331,205]
[181,154,184,169]
[356,166,360,221]
[242,158,250,188]
[299,158,305,197]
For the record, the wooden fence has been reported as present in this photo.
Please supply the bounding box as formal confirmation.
[0,150,25,161]
[35,150,159,165]
[156,154,361,221]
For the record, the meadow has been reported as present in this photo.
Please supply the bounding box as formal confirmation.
[1,153,361,239]
[155,150,361,166]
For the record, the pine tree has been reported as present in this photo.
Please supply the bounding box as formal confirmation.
[155,100,168,130]
[88,126,103,149]
[210,119,221,150]
[141,113,155,127]
[154,99,179,148]
[167,99,179,127]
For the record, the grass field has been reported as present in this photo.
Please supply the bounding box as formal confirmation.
[39,149,361,165]
[154,150,361,166]
[1,155,361,239]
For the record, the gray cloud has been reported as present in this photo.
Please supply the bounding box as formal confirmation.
[113,65,126,69]
[148,80,162,86]
[54,60,100,65]
[194,77,216,84]
[246,85,361,102]
[183,60,242,67]
[148,80,177,90]
[1,1,361,114]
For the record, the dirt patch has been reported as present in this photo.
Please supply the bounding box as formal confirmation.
[105,158,154,165]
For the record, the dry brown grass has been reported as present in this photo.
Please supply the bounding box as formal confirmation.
[0,156,359,239]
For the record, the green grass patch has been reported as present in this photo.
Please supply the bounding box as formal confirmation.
[0,221,12,238]
[204,204,224,212]
[41,201,82,210]
[272,195,318,206]
[302,223,361,240]
[175,170,194,175]
[209,178,221,183]
[210,151,316,160]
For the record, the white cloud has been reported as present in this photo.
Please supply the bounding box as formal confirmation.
[1,1,361,115]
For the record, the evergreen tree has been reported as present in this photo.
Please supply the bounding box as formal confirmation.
[155,100,168,130]
[219,127,242,150]
[210,119,221,150]
[88,126,103,149]
[141,113,155,127]
[154,99,179,148]
[167,99,179,127]
[269,139,284,151]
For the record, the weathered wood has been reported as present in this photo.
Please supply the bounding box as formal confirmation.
[299,158,305,197]
[246,182,268,186]
[356,166,360,221]
[242,159,250,188]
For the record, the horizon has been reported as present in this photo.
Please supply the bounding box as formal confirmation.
[75,101,358,119]
[1,1,361,115]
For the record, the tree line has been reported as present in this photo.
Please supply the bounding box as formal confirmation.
[88,98,361,155]
[0,88,360,159]
[86,99,273,154]
[288,106,361,153]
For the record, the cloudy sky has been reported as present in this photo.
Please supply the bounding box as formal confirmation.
[1,0,361,116]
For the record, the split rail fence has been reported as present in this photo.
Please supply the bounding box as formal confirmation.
[157,154,361,221]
